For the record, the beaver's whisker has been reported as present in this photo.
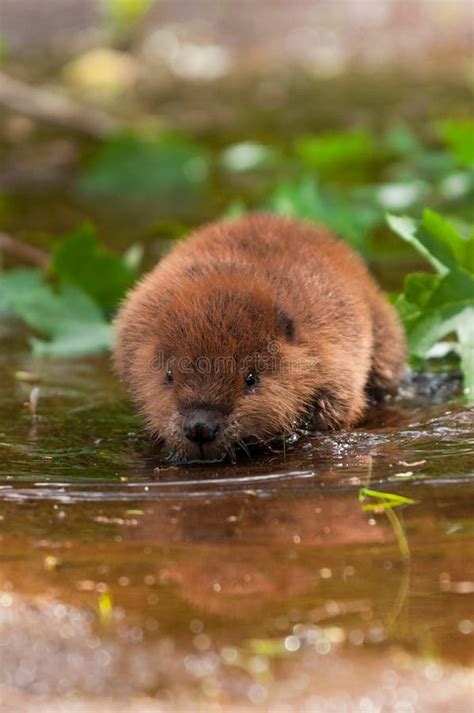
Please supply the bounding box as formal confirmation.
[225,444,237,464]
[237,440,252,459]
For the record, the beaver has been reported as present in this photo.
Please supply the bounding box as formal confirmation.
[113,213,406,461]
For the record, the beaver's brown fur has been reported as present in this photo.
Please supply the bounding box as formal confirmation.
[113,214,406,461]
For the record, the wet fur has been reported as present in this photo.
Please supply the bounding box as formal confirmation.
[113,214,406,460]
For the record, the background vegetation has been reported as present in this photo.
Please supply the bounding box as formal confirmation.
[0,0,472,395]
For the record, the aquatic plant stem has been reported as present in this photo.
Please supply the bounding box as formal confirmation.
[384,505,411,562]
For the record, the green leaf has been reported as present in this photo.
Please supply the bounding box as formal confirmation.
[359,487,415,511]
[388,209,474,276]
[403,303,466,358]
[437,119,474,167]
[52,223,137,313]
[390,209,474,397]
[422,210,474,275]
[383,124,421,157]
[80,132,209,198]
[295,130,375,170]
[455,306,474,397]
[0,271,113,357]
[397,270,474,357]
[267,177,378,254]
[0,269,44,312]
[402,273,440,308]
[426,269,474,307]
[387,213,453,275]
[405,302,473,398]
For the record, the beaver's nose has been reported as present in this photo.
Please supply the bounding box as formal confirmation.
[183,409,221,445]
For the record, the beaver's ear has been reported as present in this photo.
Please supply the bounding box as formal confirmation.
[277,307,296,343]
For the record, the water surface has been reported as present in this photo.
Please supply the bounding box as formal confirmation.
[1,318,473,712]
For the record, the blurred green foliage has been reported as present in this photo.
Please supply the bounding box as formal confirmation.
[266,176,380,255]
[79,132,209,199]
[437,120,474,167]
[0,226,135,355]
[102,0,156,41]
[1,115,473,395]
[52,223,137,314]
[0,270,113,357]
[295,129,376,176]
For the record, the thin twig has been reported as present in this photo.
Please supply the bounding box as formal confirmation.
[0,232,50,268]
[0,70,120,138]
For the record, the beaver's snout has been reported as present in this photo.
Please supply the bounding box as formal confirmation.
[183,408,222,445]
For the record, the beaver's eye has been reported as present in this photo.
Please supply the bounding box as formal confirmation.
[165,368,173,385]
[244,372,258,390]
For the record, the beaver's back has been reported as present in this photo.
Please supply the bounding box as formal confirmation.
[154,213,375,334]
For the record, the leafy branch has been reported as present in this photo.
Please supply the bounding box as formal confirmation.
[0,225,137,356]
[388,209,474,399]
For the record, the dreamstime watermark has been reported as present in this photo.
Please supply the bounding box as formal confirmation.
[149,341,319,375]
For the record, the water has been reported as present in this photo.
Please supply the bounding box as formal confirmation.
[0,9,473,702]
[0,317,473,712]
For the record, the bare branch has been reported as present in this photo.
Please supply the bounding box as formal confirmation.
[0,233,50,268]
[0,70,121,139]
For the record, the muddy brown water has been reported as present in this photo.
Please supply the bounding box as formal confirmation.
[0,316,473,712]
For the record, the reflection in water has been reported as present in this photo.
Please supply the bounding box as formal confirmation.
[1,483,473,708]
[0,321,473,710]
